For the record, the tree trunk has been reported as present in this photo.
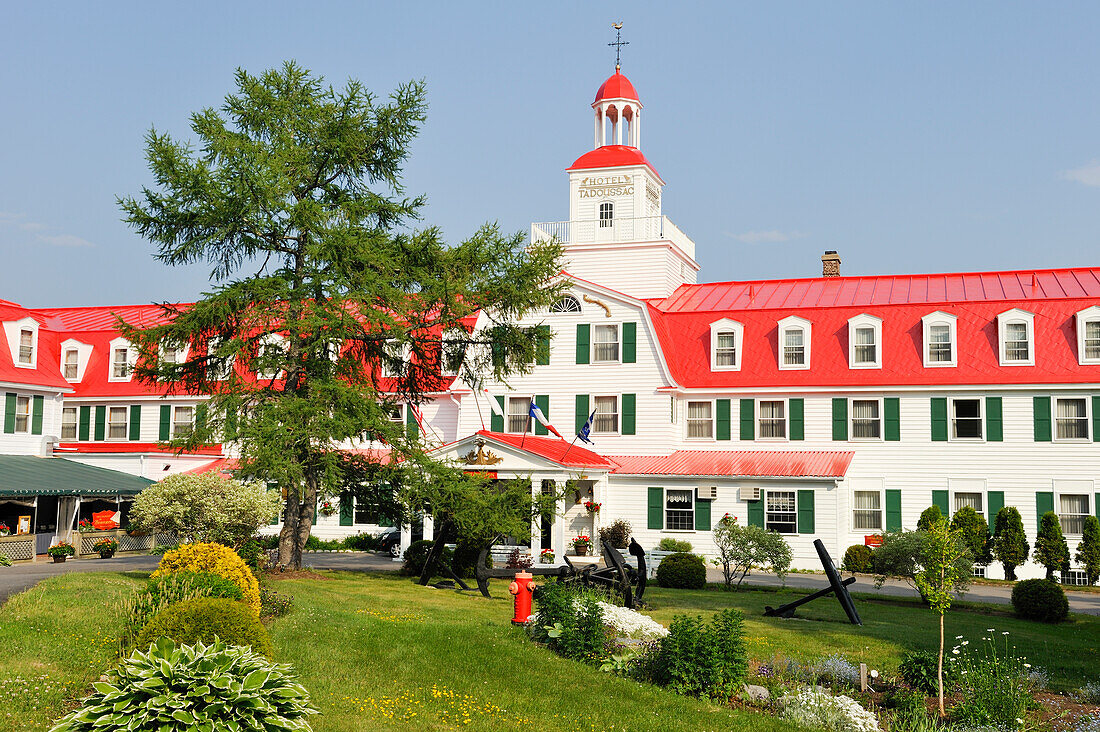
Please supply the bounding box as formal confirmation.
[277,475,318,571]
[1004,564,1016,581]
[937,613,945,717]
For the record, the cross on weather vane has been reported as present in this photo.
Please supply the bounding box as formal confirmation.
[609,22,628,71]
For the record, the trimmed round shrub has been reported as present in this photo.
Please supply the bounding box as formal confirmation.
[49,638,316,731]
[153,542,261,616]
[135,597,274,657]
[401,540,454,576]
[1011,578,1069,623]
[656,552,707,589]
[842,544,874,574]
[147,571,243,603]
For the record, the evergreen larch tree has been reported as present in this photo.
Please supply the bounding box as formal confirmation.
[992,506,1029,581]
[117,62,564,569]
[1034,511,1070,581]
[1076,515,1100,585]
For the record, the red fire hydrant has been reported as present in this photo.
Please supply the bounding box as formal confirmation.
[508,571,536,625]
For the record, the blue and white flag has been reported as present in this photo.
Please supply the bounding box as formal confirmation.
[529,401,564,439]
[577,409,597,444]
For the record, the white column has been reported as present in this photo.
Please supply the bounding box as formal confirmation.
[594,110,601,149]
[398,523,412,561]
[614,111,622,145]
[634,109,641,148]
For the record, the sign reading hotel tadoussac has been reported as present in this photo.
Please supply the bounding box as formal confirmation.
[578,174,634,198]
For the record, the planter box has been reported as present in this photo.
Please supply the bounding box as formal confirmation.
[77,530,174,558]
[0,534,36,563]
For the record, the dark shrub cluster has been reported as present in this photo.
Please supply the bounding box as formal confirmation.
[842,544,874,573]
[656,552,707,590]
[899,649,957,694]
[134,597,274,657]
[1011,579,1069,623]
[639,609,747,700]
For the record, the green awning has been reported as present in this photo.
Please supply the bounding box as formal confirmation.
[0,455,154,497]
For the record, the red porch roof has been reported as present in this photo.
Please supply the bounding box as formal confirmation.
[608,450,854,478]
[474,430,612,469]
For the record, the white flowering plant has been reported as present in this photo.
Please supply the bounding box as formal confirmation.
[949,629,1034,731]
[779,687,879,732]
[594,601,668,641]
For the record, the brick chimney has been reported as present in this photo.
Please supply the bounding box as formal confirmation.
[821,250,841,277]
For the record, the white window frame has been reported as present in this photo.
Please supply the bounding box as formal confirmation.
[1076,306,1100,365]
[62,348,79,380]
[685,399,714,440]
[352,496,380,526]
[847,314,882,369]
[1054,486,1093,537]
[59,339,91,383]
[851,488,884,532]
[107,405,129,441]
[160,341,188,368]
[13,395,30,433]
[948,396,984,442]
[764,489,798,535]
[598,201,614,228]
[256,334,287,381]
[591,322,621,364]
[506,395,533,434]
[61,406,78,440]
[108,337,134,382]
[3,318,38,370]
[948,479,987,519]
[1053,395,1091,442]
[441,329,467,377]
[592,394,620,435]
[549,295,582,314]
[17,328,34,365]
[777,316,811,370]
[756,398,789,441]
[172,405,195,439]
[663,487,695,532]
[997,308,1035,366]
[709,319,743,372]
[921,311,957,368]
[205,338,233,381]
[849,397,884,441]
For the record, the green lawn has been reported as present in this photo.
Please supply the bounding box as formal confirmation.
[2,570,1097,731]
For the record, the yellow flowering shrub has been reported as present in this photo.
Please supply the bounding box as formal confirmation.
[152,542,261,616]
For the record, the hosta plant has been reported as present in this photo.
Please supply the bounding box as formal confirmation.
[50,638,317,731]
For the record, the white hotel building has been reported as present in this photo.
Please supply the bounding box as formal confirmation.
[1,65,1098,581]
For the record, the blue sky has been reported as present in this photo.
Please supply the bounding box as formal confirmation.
[2,2,1099,307]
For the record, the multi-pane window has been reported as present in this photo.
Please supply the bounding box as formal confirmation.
[851,399,881,439]
[853,326,877,366]
[507,397,531,433]
[63,349,79,379]
[599,201,614,228]
[928,324,953,363]
[593,395,619,433]
[13,396,30,433]
[664,489,694,530]
[714,331,737,367]
[353,497,380,525]
[592,324,619,362]
[954,492,983,514]
[550,295,581,313]
[1003,322,1030,362]
[782,328,805,367]
[765,490,797,534]
[111,347,130,379]
[108,406,128,440]
[206,339,231,381]
[1055,398,1089,440]
[17,329,34,364]
[1058,494,1089,535]
[1086,321,1100,361]
[172,406,194,439]
[381,340,406,378]
[441,330,466,376]
[950,398,982,439]
[758,400,786,439]
[161,344,182,366]
[61,407,77,440]
[852,491,882,531]
[686,401,713,439]
[384,403,404,426]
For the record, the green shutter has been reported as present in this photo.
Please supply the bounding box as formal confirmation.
[986,397,1003,442]
[747,497,764,528]
[716,399,731,441]
[885,489,902,532]
[339,494,354,526]
[1033,396,1052,442]
[94,406,106,441]
[832,398,848,441]
[695,495,711,531]
[648,486,663,529]
[739,398,754,441]
[31,395,43,435]
[491,396,504,433]
[621,393,636,435]
[406,404,419,440]
[575,324,590,364]
[1036,491,1054,532]
[987,491,1005,529]
[1093,396,1100,442]
[195,403,207,433]
[3,393,14,434]
[797,489,815,534]
[224,407,238,440]
[932,489,950,517]
[78,406,91,441]
[789,398,804,441]
[575,394,590,435]
[884,397,900,441]
[534,395,549,436]
[159,404,171,441]
[535,325,550,366]
[1096,493,1100,521]
[930,398,948,442]
[623,322,637,364]
[128,405,141,441]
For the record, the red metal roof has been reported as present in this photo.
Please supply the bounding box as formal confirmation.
[0,301,71,390]
[567,145,662,181]
[56,442,224,455]
[475,430,612,468]
[608,450,854,478]
[593,70,640,103]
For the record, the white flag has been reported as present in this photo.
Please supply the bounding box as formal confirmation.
[483,389,504,416]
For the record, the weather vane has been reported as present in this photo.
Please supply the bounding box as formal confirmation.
[609,22,628,71]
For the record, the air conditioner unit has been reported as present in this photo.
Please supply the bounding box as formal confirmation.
[696,485,718,501]
[739,486,761,502]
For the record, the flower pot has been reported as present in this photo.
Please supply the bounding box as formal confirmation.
[98,551,115,559]
[574,545,590,556]
[52,555,67,563]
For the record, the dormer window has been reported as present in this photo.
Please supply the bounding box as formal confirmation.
[382,339,409,377]
[1075,306,1100,365]
[997,309,1035,366]
[778,316,811,370]
[599,202,614,228]
[17,329,34,365]
[709,319,743,371]
[63,349,79,379]
[4,318,39,370]
[256,335,286,381]
[848,315,882,369]
[111,347,131,380]
[922,311,957,367]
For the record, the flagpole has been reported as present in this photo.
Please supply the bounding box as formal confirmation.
[473,390,486,431]
[560,433,580,461]
[521,411,531,448]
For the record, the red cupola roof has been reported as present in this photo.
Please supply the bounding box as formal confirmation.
[593,70,640,104]
[567,145,663,182]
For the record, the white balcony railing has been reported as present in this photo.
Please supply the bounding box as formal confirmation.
[530,215,694,258]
